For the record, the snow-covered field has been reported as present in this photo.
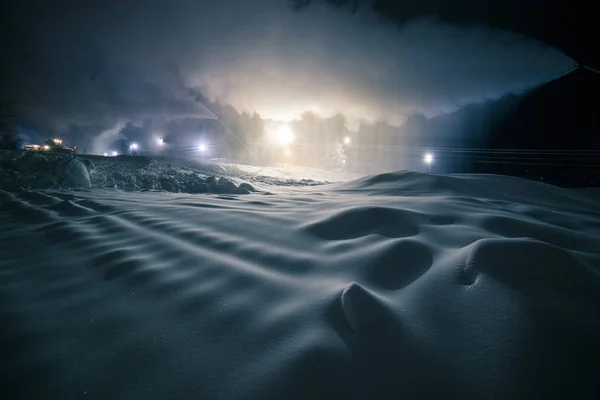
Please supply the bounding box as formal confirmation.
[1,150,600,399]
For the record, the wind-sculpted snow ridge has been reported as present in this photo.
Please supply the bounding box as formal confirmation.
[332,170,600,212]
[1,168,599,399]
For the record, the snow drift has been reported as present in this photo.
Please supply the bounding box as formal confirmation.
[1,158,599,399]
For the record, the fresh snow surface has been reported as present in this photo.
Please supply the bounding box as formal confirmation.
[229,162,363,184]
[1,153,600,399]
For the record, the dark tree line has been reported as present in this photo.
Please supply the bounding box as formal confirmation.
[0,100,19,150]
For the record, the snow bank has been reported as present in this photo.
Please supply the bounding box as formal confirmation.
[86,156,255,194]
[1,166,599,399]
[0,151,257,194]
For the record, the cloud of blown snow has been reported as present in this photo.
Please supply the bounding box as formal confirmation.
[89,122,130,155]
[1,0,573,134]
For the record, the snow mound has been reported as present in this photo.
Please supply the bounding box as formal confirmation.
[334,170,600,212]
[1,167,599,399]
[58,157,91,188]
[0,150,91,189]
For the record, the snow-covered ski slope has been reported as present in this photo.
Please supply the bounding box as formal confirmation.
[1,150,600,399]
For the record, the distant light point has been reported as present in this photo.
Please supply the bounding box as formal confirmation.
[424,153,434,165]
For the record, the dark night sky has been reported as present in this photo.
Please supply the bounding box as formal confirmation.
[317,0,597,66]
[0,0,595,149]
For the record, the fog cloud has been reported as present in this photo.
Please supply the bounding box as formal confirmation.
[2,0,573,134]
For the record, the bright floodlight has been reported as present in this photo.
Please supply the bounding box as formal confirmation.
[344,137,351,145]
[130,142,138,150]
[274,124,295,146]
[103,152,108,156]
[198,143,207,152]
[112,151,118,156]
[157,138,165,146]
[424,153,434,164]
